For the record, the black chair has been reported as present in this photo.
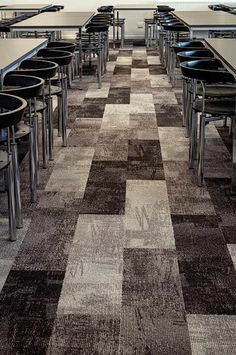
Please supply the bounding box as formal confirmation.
[37,49,73,148]
[176,49,214,132]
[0,93,27,240]
[81,24,109,88]
[169,41,206,85]
[1,75,44,204]
[41,4,64,12]
[11,59,59,167]
[46,41,76,85]
[180,59,236,185]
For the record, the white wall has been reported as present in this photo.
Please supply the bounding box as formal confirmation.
[3,0,236,37]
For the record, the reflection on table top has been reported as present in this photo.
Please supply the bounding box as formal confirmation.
[0,38,47,73]
[173,11,236,27]
[0,4,52,12]
[204,38,236,75]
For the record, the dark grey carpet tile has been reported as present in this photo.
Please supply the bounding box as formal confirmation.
[133,39,146,46]
[155,104,183,126]
[127,140,164,180]
[119,49,133,56]
[80,183,126,214]
[120,249,192,354]
[205,178,236,243]
[221,226,236,244]
[216,127,232,154]
[126,163,165,180]
[12,209,78,271]
[77,102,106,118]
[128,140,162,163]
[173,218,236,314]
[149,65,166,75]
[83,98,108,105]
[114,65,132,75]
[205,178,236,215]
[68,127,100,147]
[171,214,221,228]
[110,74,131,89]
[0,270,64,354]
[165,179,215,215]
[122,248,185,310]
[132,59,148,68]
[80,160,126,214]
[107,87,131,104]
[86,161,127,185]
[120,306,192,355]
[48,314,120,355]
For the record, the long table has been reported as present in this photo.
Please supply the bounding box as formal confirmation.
[10,12,95,79]
[0,38,47,88]
[173,11,236,38]
[0,4,52,14]
[204,38,236,194]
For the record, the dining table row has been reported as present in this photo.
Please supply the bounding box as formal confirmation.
[0,3,235,242]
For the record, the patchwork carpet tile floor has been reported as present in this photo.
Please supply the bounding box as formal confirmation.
[0,41,236,354]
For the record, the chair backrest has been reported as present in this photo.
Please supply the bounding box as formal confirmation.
[177,49,214,63]
[163,23,189,32]
[2,75,44,100]
[37,49,73,67]
[180,59,235,83]
[172,41,205,53]
[157,6,175,12]
[86,25,109,33]
[97,5,113,13]
[0,93,27,129]
[47,41,76,53]
[16,59,58,80]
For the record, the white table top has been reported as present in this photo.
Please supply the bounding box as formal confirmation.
[221,3,236,9]
[204,38,236,75]
[0,38,47,78]
[173,11,236,28]
[0,4,52,12]
[11,11,95,30]
[115,3,157,10]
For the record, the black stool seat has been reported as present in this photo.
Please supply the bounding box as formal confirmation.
[86,25,109,33]
[2,75,44,100]
[193,99,236,115]
[163,23,189,32]
[19,59,58,80]
[157,6,175,12]
[177,49,214,62]
[37,49,73,67]
[47,41,76,53]
[0,93,26,129]
[173,41,204,53]
[180,59,234,82]
[97,5,113,12]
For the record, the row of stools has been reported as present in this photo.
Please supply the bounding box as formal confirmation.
[0,4,65,38]
[0,40,76,241]
[156,7,236,189]
[0,7,118,240]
